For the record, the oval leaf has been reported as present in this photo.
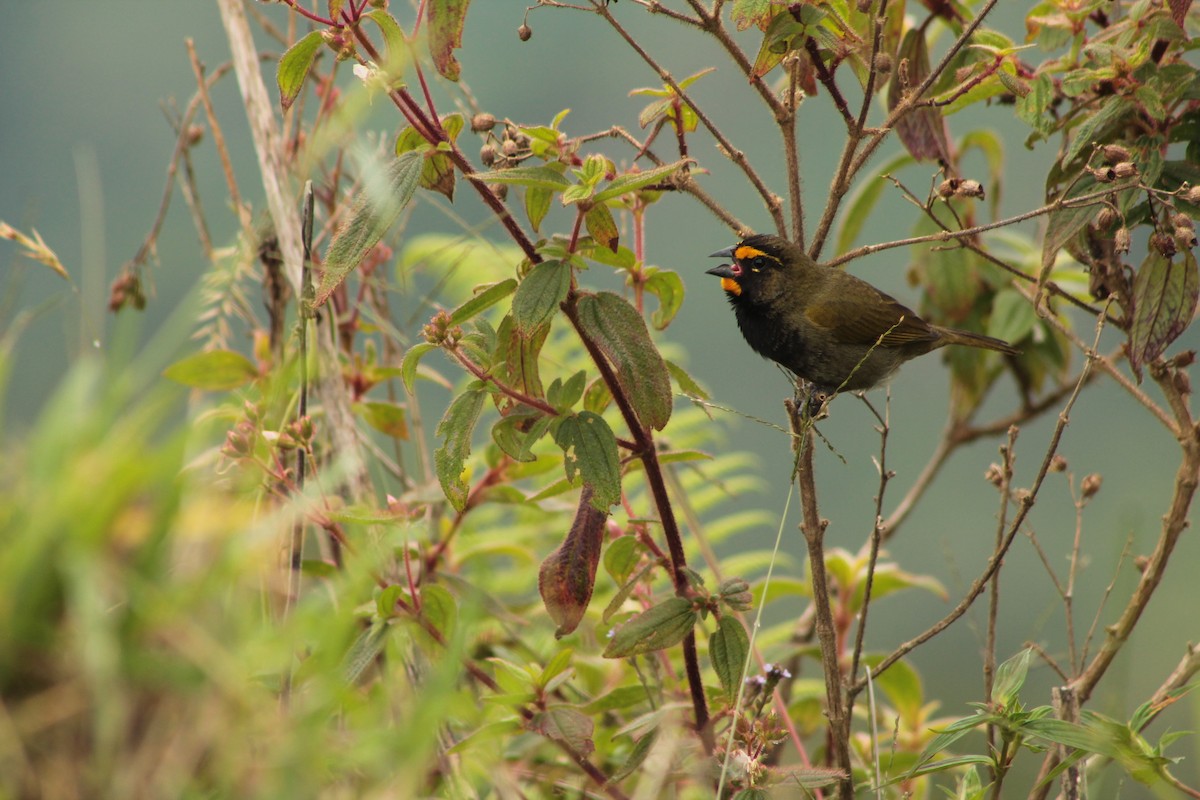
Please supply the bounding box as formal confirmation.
[163,349,257,390]
[277,30,324,111]
[575,292,672,431]
[644,269,684,330]
[425,0,470,81]
[434,386,486,511]
[354,400,408,438]
[448,278,518,325]
[553,411,621,509]
[513,260,570,333]
[603,596,698,658]
[317,151,422,308]
[709,615,750,701]
[1129,249,1199,380]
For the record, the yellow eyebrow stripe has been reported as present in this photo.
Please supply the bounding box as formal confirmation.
[733,245,780,263]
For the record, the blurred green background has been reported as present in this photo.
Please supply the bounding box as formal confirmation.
[2,2,1197,794]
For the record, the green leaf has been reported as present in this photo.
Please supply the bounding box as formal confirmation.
[1063,97,1134,166]
[664,359,709,401]
[365,9,409,78]
[277,30,324,111]
[603,596,699,658]
[162,349,257,390]
[888,29,951,163]
[603,535,644,584]
[574,292,672,431]
[342,620,390,684]
[530,706,595,756]
[472,164,572,190]
[987,288,1036,346]
[495,313,548,403]
[583,685,648,714]
[448,278,518,325]
[991,647,1032,706]
[354,400,408,438]
[584,204,619,252]
[709,615,750,701]
[419,583,458,641]
[525,185,553,232]
[401,342,438,394]
[592,159,689,204]
[512,260,570,333]
[318,152,422,308]
[539,486,608,637]
[644,269,684,330]
[547,370,586,412]
[553,411,621,509]
[835,152,913,254]
[434,386,486,511]
[1129,249,1199,380]
[425,0,470,81]
[490,413,551,462]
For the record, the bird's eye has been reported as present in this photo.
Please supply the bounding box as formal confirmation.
[751,256,768,269]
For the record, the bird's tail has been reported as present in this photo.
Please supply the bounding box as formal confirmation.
[935,325,1021,356]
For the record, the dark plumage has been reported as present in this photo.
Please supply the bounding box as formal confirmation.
[707,234,1018,395]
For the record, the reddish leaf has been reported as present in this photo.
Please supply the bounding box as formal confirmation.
[888,29,951,163]
[426,0,471,81]
[538,486,607,637]
[1170,0,1192,27]
[1129,250,1199,381]
[529,706,595,756]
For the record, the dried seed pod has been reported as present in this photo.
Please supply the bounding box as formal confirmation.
[1049,454,1068,473]
[471,112,497,133]
[1170,212,1195,231]
[1090,166,1117,183]
[1080,473,1102,499]
[873,52,892,75]
[1095,206,1118,229]
[489,182,509,202]
[1112,161,1138,179]
[518,23,532,41]
[1184,185,1200,205]
[1152,231,1178,258]
[1114,227,1131,253]
[501,138,519,158]
[937,178,958,199]
[956,179,985,199]
[480,143,497,167]
[1101,143,1132,164]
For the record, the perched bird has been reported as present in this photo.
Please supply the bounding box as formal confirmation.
[707,234,1018,397]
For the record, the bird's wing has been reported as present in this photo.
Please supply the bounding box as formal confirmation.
[804,296,939,347]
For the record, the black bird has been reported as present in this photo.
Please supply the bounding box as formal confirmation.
[707,234,1018,397]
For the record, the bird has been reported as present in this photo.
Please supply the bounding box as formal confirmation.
[706,233,1019,399]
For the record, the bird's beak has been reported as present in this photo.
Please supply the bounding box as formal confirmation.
[709,245,736,259]
[705,264,737,279]
[705,263,742,296]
